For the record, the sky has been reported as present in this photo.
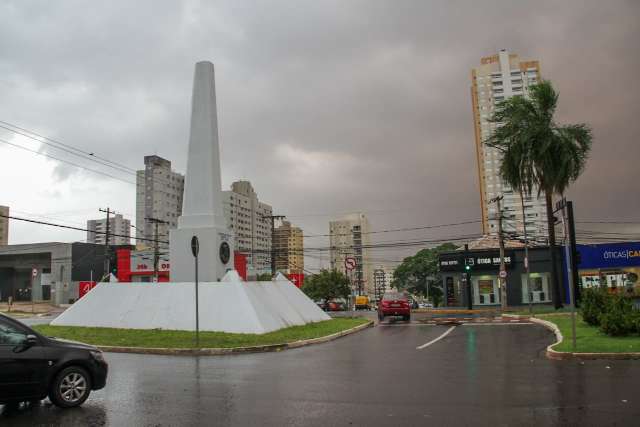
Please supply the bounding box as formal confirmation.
[1,0,639,271]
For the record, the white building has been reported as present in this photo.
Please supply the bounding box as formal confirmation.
[471,49,548,241]
[221,181,272,275]
[329,213,374,296]
[136,155,184,249]
[87,213,131,245]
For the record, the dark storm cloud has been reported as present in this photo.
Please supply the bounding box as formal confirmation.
[1,0,638,263]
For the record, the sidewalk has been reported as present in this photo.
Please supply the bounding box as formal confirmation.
[0,301,66,316]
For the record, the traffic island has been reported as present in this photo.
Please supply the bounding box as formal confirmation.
[32,318,372,356]
[527,314,640,360]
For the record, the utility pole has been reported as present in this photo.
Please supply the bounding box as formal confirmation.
[559,198,577,351]
[146,217,169,282]
[464,243,472,310]
[261,214,286,277]
[520,194,532,314]
[567,201,580,307]
[99,208,113,281]
[489,196,507,310]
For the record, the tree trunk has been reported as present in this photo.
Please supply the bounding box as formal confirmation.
[545,190,563,309]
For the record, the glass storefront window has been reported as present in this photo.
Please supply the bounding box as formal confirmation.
[473,276,499,305]
[522,273,551,303]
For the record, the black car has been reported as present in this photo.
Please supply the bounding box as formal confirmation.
[0,313,108,408]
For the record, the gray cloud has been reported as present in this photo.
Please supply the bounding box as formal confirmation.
[1,0,639,267]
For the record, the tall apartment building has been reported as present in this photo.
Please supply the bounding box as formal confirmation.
[273,221,304,274]
[87,213,131,245]
[471,49,548,241]
[0,205,8,246]
[136,156,184,248]
[373,267,387,303]
[221,181,272,275]
[329,213,373,296]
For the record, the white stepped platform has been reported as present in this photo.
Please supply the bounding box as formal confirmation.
[51,272,329,334]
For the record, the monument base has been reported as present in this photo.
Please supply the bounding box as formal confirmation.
[169,225,234,282]
[51,273,330,334]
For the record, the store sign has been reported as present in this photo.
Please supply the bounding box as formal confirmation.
[439,251,513,272]
[577,243,640,269]
[130,251,170,273]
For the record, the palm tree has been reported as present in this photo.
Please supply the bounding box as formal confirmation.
[486,80,592,309]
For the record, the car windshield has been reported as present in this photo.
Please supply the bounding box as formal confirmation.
[382,292,406,301]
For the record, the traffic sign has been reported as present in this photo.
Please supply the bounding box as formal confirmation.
[191,236,199,257]
[32,268,38,277]
[344,257,357,271]
[499,270,507,279]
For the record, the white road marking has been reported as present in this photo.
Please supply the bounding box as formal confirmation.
[416,326,456,350]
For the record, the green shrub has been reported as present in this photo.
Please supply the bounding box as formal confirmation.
[599,294,636,336]
[580,287,608,326]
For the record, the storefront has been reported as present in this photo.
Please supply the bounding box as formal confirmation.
[439,246,563,307]
[574,242,640,296]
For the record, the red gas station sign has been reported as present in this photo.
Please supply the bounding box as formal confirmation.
[78,281,97,298]
[288,273,304,288]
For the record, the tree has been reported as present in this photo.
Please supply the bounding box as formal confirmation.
[392,243,458,307]
[302,269,351,307]
[486,80,593,309]
[256,273,273,281]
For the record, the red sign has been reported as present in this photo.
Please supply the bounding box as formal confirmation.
[345,257,357,271]
[234,251,248,281]
[78,281,97,299]
[288,273,304,288]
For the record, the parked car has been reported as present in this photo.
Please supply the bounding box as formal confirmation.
[0,313,108,408]
[419,302,434,309]
[377,291,411,321]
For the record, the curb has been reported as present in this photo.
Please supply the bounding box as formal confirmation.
[97,320,374,356]
[529,317,640,360]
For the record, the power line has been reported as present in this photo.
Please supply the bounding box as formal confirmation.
[0,214,165,245]
[304,219,481,238]
[0,137,136,185]
[0,120,137,172]
[0,122,135,175]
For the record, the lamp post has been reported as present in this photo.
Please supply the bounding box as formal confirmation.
[191,236,200,348]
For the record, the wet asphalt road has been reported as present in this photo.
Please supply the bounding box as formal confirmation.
[2,321,640,426]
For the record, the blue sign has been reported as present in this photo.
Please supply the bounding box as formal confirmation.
[577,242,640,269]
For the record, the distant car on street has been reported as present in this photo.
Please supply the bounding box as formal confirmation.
[0,313,108,408]
[354,295,370,310]
[317,301,346,311]
[419,302,434,309]
[377,291,411,322]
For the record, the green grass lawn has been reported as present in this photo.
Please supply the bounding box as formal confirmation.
[538,314,640,353]
[32,318,369,349]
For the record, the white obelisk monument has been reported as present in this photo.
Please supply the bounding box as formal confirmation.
[170,61,234,281]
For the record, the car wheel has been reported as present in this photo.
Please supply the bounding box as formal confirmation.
[48,366,92,408]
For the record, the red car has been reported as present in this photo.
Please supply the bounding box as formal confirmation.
[378,292,411,321]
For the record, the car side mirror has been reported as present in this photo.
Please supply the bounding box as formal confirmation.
[13,334,38,353]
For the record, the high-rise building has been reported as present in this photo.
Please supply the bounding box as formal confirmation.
[136,155,184,248]
[329,213,373,296]
[87,213,131,245]
[221,181,272,275]
[471,49,548,240]
[273,221,304,274]
[0,205,8,246]
[373,267,387,303]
